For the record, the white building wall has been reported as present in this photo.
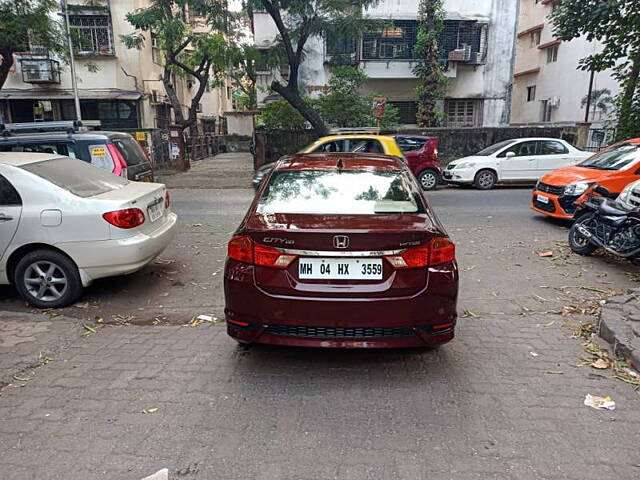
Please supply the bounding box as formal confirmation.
[510,0,619,125]
[253,0,518,126]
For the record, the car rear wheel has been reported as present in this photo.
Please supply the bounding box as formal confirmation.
[14,250,83,309]
[474,170,497,190]
[418,169,439,191]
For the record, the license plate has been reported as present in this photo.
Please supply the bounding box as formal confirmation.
[298,258,383,280]
[147,201,164,222]
[536,194,549,204]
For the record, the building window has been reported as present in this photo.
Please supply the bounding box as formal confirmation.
[326,31,357,64]
[439,20,488,65]
[69,14,114,55]
[444,99,483,127]
[540,99,553,122]
[547,44,559,63]
[526,85,537,102]
[151,32,163,65]
[388,101,418,124]
[362,20,418,60]
[530,30,541,47]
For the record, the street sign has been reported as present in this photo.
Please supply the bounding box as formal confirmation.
[372,96,387,119]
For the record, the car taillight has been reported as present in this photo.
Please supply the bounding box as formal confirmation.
[227,236,297,268]
[107,144,128,179]
[165,190,170,209]
[228,236,253,264]
[385,237,455,269]
[102,208,145,229]
[385,245,429,269]
[254,243,297,269]
[429,237,455,265]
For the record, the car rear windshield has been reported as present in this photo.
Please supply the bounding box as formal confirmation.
[476,140,517,156]
[578,143,640,171]
[21,157,128,197]
[395,137,427,152]
[257,169,425,215]
[111,136,149,166]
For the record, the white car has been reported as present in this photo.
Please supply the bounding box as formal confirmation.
[443,138,591,190]
[0,153,177,308]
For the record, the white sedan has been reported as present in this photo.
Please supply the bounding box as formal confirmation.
[443,137,591,189]
[0,153,177,308]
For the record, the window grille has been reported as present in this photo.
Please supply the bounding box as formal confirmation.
[388,101,418,124]
[444,99,483,127]
[69,15,114,55]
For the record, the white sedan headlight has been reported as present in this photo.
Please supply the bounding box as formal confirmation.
[564,181,592,196]
[456,162,476,169]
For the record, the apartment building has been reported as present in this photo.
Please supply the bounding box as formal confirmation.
[252,0,518,127]
[0,1,232,131]
[510,0,619,125]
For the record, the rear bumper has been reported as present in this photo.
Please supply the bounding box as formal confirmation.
[57,212,178,285]
[224,259,458,348]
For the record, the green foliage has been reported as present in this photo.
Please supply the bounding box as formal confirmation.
[551,0,640,139]
[0,0,67,89]
[258,99,309,131]
[413,0,447,127]
[581,88,614,120]
[250,0,383,135]
[121,0,234,130]
[315,66,398,128]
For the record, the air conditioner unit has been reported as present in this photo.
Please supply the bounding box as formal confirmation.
[549,96,561,108]
[448,46,471,63]
[24,64,48,82]
[468,52,485,65]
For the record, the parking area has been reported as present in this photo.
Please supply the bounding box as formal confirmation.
[1,153,640,479]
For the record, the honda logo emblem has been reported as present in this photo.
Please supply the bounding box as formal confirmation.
[333,235,350,249]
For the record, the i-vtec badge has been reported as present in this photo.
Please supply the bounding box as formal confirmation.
[333,235,350,249]
[263,237,295,245]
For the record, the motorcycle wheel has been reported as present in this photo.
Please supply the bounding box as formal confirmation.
[569,213,598,255]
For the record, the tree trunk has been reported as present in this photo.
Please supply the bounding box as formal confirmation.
[617,51,640,140]
[0,49,15,91]
[272,81,328,136]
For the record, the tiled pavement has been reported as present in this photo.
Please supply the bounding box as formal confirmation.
[1,154,640,479]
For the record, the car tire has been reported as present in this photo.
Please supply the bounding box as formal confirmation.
[568,213,598,256]
[14,250,83,309]
[473,170,497,190]
[418,169,440,191]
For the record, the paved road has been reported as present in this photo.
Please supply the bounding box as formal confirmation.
[1,154,639,479]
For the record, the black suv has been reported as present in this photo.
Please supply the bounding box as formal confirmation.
[0,131,154,182]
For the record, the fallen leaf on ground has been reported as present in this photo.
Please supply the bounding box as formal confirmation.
[530,351,539,357]
[591,358,610,370]
[545,371,564,375]
[461,310,479,319]
[73,302,90,309]
[192,223,203,227]
[38,352,52,364]
[12,374,32,382]
[82,325,97,336]
[538,251,553,257]
[537,320,555,328]
[142,407,159,414]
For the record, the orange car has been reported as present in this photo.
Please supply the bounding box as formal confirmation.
[531,138,640,219]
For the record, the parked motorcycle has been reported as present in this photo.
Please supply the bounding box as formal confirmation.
[569,181,640,264]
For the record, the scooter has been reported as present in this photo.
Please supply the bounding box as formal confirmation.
[569,183,640,264]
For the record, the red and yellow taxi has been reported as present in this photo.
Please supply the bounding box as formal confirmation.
[531,138,640,219]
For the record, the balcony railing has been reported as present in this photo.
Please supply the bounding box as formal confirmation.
[21,58,61,84]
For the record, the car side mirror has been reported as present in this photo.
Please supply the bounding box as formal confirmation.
[505,151,516,158]
[594,185,612,197]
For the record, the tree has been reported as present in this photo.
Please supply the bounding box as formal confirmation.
[258,98,308,131]
[581,88,614,121]
[121,0,233,134]
[316,66,398,129]
[413,0,446,127]
[0,0,67,90]
[250,0,380,136]
[551,0,640,140]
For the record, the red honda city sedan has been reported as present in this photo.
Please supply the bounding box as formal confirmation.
[224,153,458,348]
